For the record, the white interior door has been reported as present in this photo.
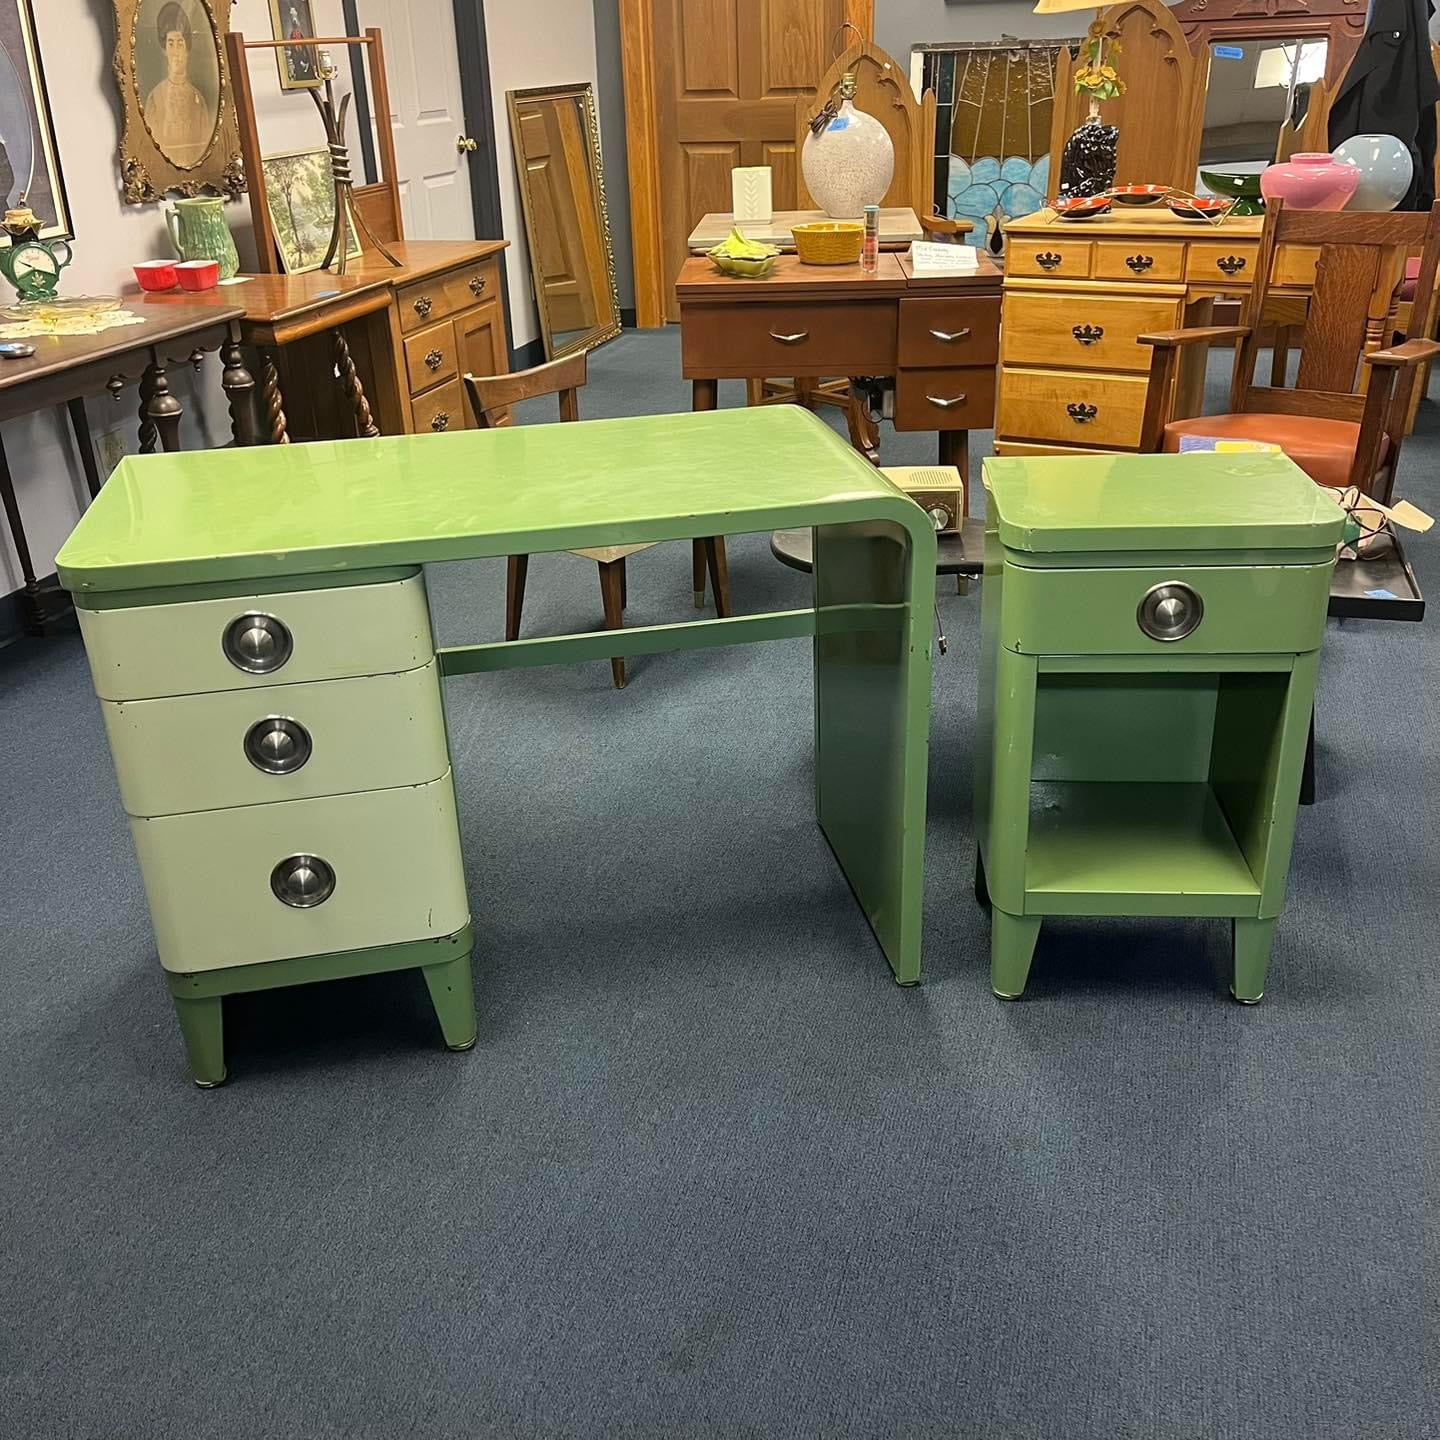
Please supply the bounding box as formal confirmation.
[358,0,475,239]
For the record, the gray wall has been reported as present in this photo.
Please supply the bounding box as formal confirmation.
[592,0,635,312]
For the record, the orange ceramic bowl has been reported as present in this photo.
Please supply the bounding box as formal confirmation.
[1053,194,1112,221]
[1166,195,1233,222]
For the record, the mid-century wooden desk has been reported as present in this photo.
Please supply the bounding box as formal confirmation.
[132,240,510,444]
[676,252,1003,483]
[0,302,249,634]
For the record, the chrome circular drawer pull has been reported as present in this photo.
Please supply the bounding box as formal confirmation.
[244,717,312,775]
[271,854,335,909]
[222,613,293,674]
[1138,582,1204,642]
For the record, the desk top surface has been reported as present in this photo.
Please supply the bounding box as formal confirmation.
[57,406,927,594]
[1003,208,1265,241]
[675,251,1002,299]
[688,209,923,252]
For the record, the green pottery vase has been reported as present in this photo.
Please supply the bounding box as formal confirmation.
[166,197,240,280]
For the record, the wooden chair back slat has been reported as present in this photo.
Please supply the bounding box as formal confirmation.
[466,352,588,429]
[1293,244,1381,394]
[1242,386,1365,423]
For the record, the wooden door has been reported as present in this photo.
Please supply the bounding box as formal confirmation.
[645,0,854,321]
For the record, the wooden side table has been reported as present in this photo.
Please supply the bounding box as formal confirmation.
[975,451,1344,1003]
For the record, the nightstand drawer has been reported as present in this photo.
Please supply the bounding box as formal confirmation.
[894,365,997,429]
[1185,242,1260,286]
[1003,291,1183,373]
[132,772,469,973]
[998,560,1335,655]
[898,297,1000,366]
[997,367,1149,449]
[102,660,450,818]
[404,319,459,394]
[77,573,434,701]
[412,377,468,434]
[681,301,896,375]
[1008,241,1092,280]
[1092,241,1186,282]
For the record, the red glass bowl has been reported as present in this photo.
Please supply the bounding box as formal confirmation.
[133,260,178,291]
[175,259,220,291]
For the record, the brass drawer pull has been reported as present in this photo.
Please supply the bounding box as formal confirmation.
[424,348,445,371]
[1067,402,1098,424]
[926,394,967,408]
[468,274,487,297]
[929,327,971,342]
[1216,254,1247,275]
[770,330,809,344]
[1125,254,1154,273]
[1035,251,1062,271]
[414,295,433,318]
[1072,323,1104,345]
[431,412,450,432]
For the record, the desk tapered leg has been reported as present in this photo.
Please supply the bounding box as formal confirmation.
[690,378,728,611]
[221,336,259,446]
[335,329,380,438]
[261,351,290,445]
[939,429,970,499]
[813,517,936,983]
[138,359,183,453]
[67,398,104,499]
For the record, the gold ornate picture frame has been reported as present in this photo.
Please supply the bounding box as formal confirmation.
[112,0,244,204]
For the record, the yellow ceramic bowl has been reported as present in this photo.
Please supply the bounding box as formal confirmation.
[791,221,864,265]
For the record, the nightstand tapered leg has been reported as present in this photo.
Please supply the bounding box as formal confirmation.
[422,951,477,1051]
[991,911,1042,1000]
[172,994,226,1087]
[1231,918,1277,1004]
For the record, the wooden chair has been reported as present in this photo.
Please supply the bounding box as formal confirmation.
[464,354,731,689]
[1137,201,1440,502]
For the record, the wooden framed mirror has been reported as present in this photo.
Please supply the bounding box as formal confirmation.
[506,82,620,361]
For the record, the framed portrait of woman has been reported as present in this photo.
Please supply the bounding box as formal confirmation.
[268,0,322,92]
[0,0,71,246]
[112,0,244,203]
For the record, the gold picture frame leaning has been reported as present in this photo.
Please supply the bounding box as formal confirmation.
[261,147,360,273]
[112,0,244,204]
[267,0,322,92]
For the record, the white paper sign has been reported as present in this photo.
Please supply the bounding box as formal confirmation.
[908,241,980,274]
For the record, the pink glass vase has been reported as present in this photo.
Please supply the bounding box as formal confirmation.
[1259,153,1359,211]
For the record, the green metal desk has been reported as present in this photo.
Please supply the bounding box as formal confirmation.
[56,407,937,1085]
[975,451,1344,1003]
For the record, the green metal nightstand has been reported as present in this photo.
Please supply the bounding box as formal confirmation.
[975,451,1345,1002]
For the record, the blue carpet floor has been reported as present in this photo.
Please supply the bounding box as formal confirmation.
[0,329,1433,1439]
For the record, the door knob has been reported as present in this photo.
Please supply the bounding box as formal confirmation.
[456,134,478,154]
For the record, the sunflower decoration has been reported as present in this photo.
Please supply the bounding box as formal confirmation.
[1073,37,1125,103]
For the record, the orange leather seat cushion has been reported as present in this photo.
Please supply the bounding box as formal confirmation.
[1398,257,1422,302]
[1163,412,1382,489]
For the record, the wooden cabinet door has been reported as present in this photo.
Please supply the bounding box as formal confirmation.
[650,0,851,321]
[455,302,510,427]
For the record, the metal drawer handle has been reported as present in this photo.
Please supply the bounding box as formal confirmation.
[431,412,450,432]
[1137,581,1204,642]
[468,274,486,297]
[1072,323,1104,345]
[1067,402,1098,424]
[271,854,336,909]
[770,330,809,344]
[1035,251,1062,270]
[222,613,292,675]
[424,348,445,371]
[1125,254,1154,273]
[1216,254,1247,276]
[929,327,971,342]
[926,394,967,408]
[244,717,312,775]
[414,295,433,318]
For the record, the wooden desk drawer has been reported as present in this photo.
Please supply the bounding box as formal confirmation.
[444,261,499,313]
[999,560,1334,656]
[1273,244,1320,289]
[412,376,469,433]
[1185,242,1259,286]
[133,772,470,974]
[102,660,451,818]
[997,367,1149,449]
[894,365,996,430]
[77,573,434,701]
[1008,241,1091,280]
[404,319,458,394]
[1003,291,1183,373]
[1093,241,1186,283]
[899,297,1000,366]
[682,301,896,374]
[398,275,466,333]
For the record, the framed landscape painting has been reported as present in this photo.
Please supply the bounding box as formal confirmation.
[261,147,359,272]
[0,0,71,245]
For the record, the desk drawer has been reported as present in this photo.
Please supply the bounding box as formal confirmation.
[404,319,459,394]
[999,560,1334,656]
[398,261,501,335]
[102,660,450,818]
[133,772,470,973]
[1008,241,1091,280]
[899,297,1000,366]
[444,261,499,313]
[1092,241,1186,283]
[412,377,468,434]
[997,367,1149,449]
[894,365,996,430]
[1185,242,1259,286]
[681,301,896,375]
[78,573,434,702]
[1003,291,1183,373]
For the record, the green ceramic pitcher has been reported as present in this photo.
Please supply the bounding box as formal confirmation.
[166,197,240,280]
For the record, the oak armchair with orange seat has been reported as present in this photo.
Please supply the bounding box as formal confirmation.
[1136,201,1440,504]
